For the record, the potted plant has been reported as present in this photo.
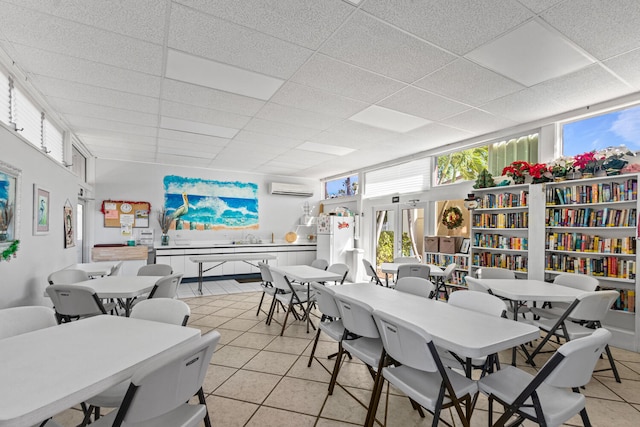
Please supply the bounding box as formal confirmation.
[547,156,576,181]
[502,161,531,184]
[157,207,172,245]
[573,151,606,178]
[528,162,552,183]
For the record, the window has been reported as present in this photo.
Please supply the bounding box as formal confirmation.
[563,104,640,156]
[0,68,9,127]
[324,174,358,199]
[72,144,87,182]
[43,117,64,163]
[12,87,42,147]
[436,133,538,185]
[365,158,431,197]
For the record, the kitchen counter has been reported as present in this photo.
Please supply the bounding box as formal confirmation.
[154,241,316,249]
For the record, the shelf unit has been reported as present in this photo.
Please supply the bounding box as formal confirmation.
[544,174,638,350]
[423,252,469,286]
[469,184,546,280]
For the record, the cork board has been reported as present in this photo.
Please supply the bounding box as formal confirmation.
[101,200,150,228]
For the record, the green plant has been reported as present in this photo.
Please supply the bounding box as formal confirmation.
[376,231,413,266]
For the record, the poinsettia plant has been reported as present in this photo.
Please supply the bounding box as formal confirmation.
[573,151,605,174]
[502,160,531,183]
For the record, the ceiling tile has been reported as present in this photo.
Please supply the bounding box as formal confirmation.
[605,48,640,90]
[378,86,470,121]
[175,0,355,50]
[0,3,163,74]
[270,82,368,118]
[157,129,230,147]
[481,88,567,123]
[162,79,265,116]
[349,105,430,132]
[5,0,168,44]
[232,130,303,149]
[465,20,594,87]
[80,134,157,148]
[533,64,633,112]
[320,11,455,83]
[168,4,312,79]
[516,0,564,14]
[161,100,251,130]
[218,140,289,156]
[362,0,533,55]
[66,115,158,137]
[541,0,640,60]
[308,120,399,148]
[297,142,355,156]
[156,153,214,167]
[159,116,239,139]
[291,54,406,103]
[407,123,475,147]
[35,76,160,114]
[157,139,225,155]
[49,97,159,127]
[14,45,161,97]
[441,109,519,134]
[256,103,342,131]
[157,144,217,158]
[243,118,321,140]
[415,58,525,106]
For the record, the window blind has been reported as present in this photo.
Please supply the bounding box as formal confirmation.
[14,87,43,147]
[0,69,10,127]
[43,116,64,163]
[364,157,431,198]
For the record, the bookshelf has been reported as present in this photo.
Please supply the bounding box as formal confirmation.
[423,252,469,286]
[469,184,546,280]
[544,174,638,350]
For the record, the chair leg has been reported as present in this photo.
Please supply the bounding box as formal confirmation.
[279,304,292,336]
[364,351,388,427]
[256,291,266,316]
[604,344,622,383]
[307,327,322,367]
[197,387,211,427]
[578,407,592,427]
[265,297,277,325]
[328,340,346,395]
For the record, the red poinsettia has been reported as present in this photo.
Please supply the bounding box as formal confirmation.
[502,160,531,177]
[527,162,548,179]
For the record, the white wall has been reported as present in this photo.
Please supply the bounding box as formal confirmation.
[93,159,320,246]
[0,125,79,308]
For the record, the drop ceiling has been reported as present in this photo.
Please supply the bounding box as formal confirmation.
[1,0,639,179]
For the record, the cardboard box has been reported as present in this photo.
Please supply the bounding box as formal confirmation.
[439,236,462,254]
[425,236,439,253]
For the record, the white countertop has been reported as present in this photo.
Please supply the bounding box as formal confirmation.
[155,241,317,249]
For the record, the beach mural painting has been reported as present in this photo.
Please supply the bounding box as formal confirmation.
[163,175,258,230]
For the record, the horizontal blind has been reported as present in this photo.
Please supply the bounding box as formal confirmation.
[0,69,10,126]
[14,87,42,147]
[365,157,431,197]
[43,116,64,163]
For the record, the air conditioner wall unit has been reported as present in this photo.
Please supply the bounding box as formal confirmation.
[269,182,313,197]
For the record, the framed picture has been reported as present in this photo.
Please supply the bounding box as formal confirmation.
[0,160,21,245]
[460,238,471,254]
[64,204,75,248]
[34,185,50,235]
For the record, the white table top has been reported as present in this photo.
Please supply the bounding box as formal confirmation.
[76,275,161,299]
[189,253,277,263]
[66,262,118,277]
[332,283,539,359]
[475,279,585,302]
[380,262,445,277]
[272,265,343,283]
[0,315,200,427]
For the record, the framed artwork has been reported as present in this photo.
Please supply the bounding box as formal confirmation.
[0,160,21,246]
[64,203,75,248]
[460,238,471,254]
[34,185,50,235]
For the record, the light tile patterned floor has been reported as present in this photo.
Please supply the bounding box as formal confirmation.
[53,283,640,426]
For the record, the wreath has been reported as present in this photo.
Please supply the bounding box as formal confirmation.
[442,206,464,230]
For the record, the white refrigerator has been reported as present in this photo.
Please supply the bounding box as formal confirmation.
[316,216,354,265]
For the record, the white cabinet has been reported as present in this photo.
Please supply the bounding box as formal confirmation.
[544,174,638,350]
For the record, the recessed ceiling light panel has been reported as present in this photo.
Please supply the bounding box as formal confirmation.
[348,105,431,132]
[297,141,355,156]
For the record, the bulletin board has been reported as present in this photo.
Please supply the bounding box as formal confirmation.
[101,200,151,228]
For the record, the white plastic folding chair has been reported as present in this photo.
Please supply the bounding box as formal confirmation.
[529,274,599,320]
[528,290,621,382]
[473,269,530,320]
[368,308,477,427]
[479,328,612,427]
[394,276,435,299]
[362,259,384,286]
[109,261,124,276]
[326,263,349,285]
[307,282,347,367]
[434,262,457,300]
[311,258,329,270]
[81,298,194,426]
[256,262,279,320]
[0,306,57,339]
[396,263,430,281]
[88,331,221,427]
[47,268,89,285]
[137,263,173,276]
[271,269,314,336]
[46,284,112,323]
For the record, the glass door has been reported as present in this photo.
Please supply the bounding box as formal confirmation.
[373,203,426,270]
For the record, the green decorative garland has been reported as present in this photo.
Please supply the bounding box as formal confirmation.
[1,240,19,261]
[442,207,464,230]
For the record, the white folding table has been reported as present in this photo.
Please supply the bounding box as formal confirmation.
[189,253,277,294]
[332,283,539,377]
[65,261,119,277]
[76,275,162,317]
[0,315,200,427]
[272,265,344,332]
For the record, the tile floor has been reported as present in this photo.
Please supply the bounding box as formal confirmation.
[53,281,640,426]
